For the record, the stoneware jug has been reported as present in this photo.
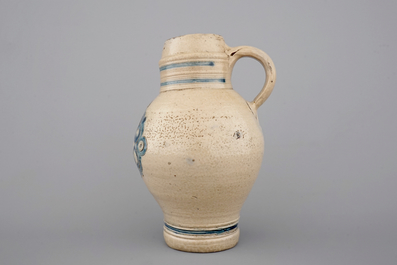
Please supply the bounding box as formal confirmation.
[133,34,276,252]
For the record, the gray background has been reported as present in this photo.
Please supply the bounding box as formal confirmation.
[1,0,396,264]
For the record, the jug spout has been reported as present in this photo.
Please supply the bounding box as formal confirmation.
[159,34,232,92]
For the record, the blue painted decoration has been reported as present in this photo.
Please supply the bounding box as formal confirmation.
[161,78,226,87]
[164,223,238,235]
[159,61,214,71]
[134,113,147,176]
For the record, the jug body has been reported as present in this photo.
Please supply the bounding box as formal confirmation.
[133,34,276,252]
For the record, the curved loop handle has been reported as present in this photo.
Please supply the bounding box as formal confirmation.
[227,46,276,110]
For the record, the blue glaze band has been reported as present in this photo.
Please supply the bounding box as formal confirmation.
[160,78,226,87]
[160,61,214,71]
[164,223,238,235]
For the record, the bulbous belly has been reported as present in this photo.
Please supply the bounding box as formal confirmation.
[140,88,264,228]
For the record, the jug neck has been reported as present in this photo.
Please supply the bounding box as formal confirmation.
[159,34,232,92]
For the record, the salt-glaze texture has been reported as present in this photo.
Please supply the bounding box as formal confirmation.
[135,34,276,252]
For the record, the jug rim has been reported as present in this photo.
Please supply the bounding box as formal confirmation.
[165,33,224,43]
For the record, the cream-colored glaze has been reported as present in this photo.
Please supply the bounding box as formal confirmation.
[134,34,276,252]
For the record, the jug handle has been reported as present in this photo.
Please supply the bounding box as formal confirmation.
[227,46,276,110]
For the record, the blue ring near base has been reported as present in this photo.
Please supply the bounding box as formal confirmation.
[164,223,238,235]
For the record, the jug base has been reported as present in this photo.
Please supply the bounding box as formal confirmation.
[163,224,240,253]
